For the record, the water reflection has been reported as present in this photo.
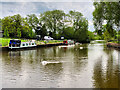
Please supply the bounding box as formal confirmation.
[92,42,119,88]
[1,40,119,88]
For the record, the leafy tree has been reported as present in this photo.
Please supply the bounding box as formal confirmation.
[61,27,74,39]
[2,14,23,38]
[88,31,95,40]
[26,14,39,34]
[40,10,65,39]
[29,27,33,38]
[69,10,83,31]
[68,11,88,42]
[39,24,47,39]
[2,16,14,37]
[93,2,105,35]
[103,24,117,41]
[93,2,120,40]
[21,19,31,38]
[11,14,23,38]
[0,18,1,31]
[17,28,21,38]
[3,27,9,37]
[1,10,89,42]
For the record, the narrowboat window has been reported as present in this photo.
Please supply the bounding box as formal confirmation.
[12,44,15,47]
[23,44,25,46]
[26,43,28,46]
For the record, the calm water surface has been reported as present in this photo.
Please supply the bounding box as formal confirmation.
[1,40,120,88]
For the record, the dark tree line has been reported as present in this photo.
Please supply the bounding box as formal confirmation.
[2,10,89,42]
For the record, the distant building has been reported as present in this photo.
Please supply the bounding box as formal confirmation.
[0,31,3,38]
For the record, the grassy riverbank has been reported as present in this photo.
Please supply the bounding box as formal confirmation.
[0,38,63,47]
[107,40,120,49]
[35,40,63,45]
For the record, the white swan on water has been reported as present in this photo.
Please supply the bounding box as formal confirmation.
[41,61,61,65]
[80,47,83,49]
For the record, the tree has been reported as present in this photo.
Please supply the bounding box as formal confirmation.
[0,18,1,31]
[2,14,23,38]
[61,27,74,39]
[68,11,88,42]
[17,28,21,38]
[26,14,39,35]
[88,31,95,40]
[39,24,47,39]
[93,2,105,35]
[103,24,117,41]
[2,14,35,38]
[2,16,14,37]
[1,10,89,42]
[21,19,31,38]
[93,2,120,39]
[11,14,23,38]
[3,27,9,37]
[40,10,65,39]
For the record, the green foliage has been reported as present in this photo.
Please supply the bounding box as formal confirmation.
[26,14,39,34]
[39,24,47,39]
[29,27,33,38]
[93,2,120,40]
[88,31,95,40]
[94,35,102,40]
[3,27,9,37]
[0,18,1,31]
[102,24,117,41]
[69,11,88,42]
[61,27,74,39]
[17,28,21,38]
[2,10,89,42]
[116,31,120,41]
[103,30,112,41]
[40,10,66,39]
[2,14,35,39]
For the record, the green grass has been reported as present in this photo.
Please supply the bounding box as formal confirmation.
[0,38,11,47]
[36,40,63,45]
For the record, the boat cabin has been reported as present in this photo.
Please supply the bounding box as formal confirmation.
[9,39,21,47]
[63,40,74,45]
[9,39,36,49]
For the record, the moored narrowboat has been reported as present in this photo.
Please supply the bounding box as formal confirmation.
[9,39,36,49]
[63,40,75,45]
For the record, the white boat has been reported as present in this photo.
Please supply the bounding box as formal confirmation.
[9,39,37,49]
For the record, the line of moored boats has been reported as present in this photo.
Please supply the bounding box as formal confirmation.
[8,39,75,49]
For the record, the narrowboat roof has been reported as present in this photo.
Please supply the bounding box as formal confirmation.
[10,39,21,41]
[21,41,35,43]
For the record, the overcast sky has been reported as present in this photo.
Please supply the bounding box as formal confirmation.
[0,0,95,31]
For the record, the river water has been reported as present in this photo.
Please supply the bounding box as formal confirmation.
[1,40,120,88]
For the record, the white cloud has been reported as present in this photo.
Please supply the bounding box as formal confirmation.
[43,2,95,31]
[1,2,38,18]
[44,2,94,17]
[89,20,93,26]
[1,0,93,2]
